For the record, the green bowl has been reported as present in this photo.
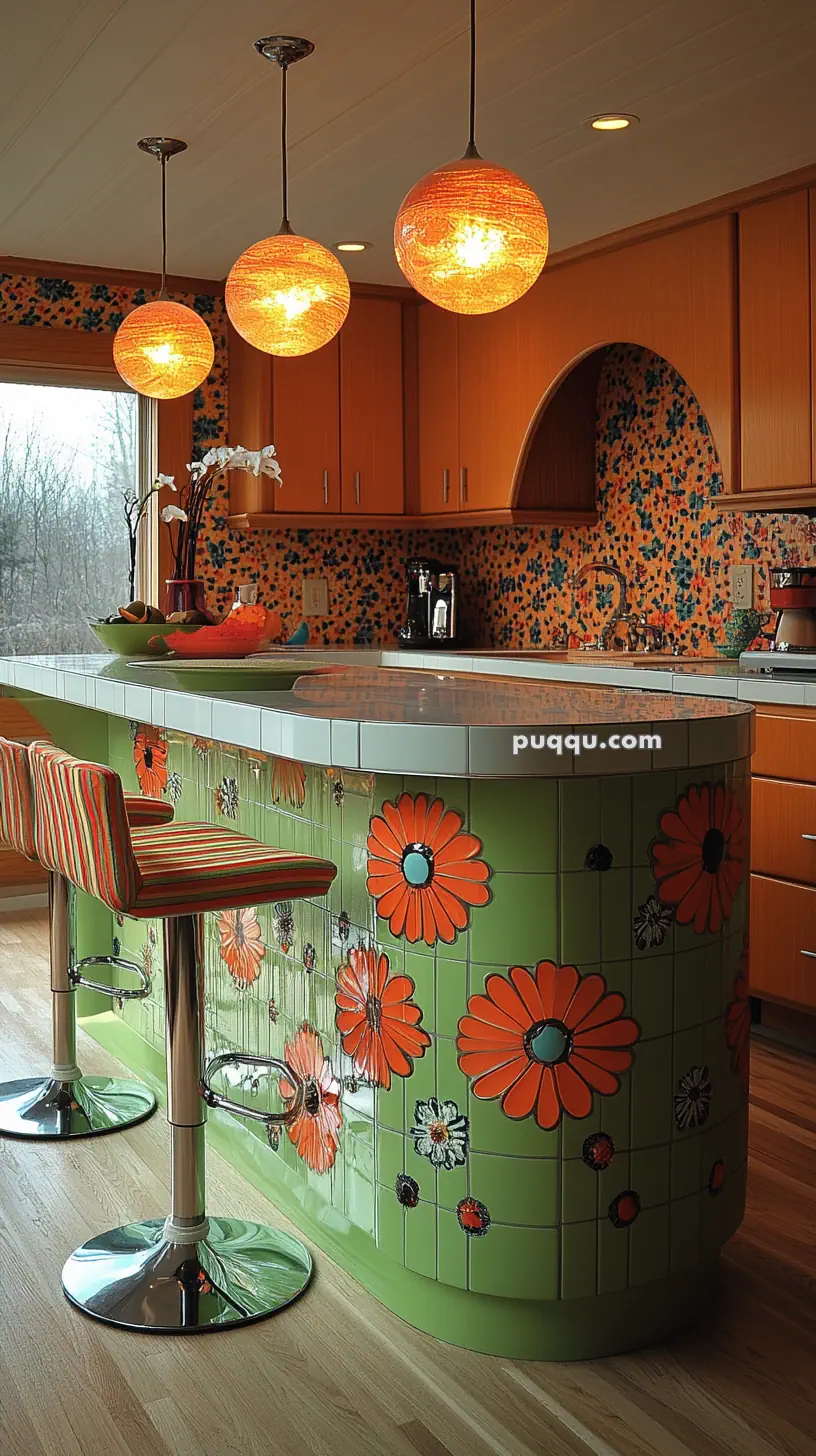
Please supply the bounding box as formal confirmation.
[89,621,199,656]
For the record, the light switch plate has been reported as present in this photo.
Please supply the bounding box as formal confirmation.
[303,577,329,616]
[729,564,754,608]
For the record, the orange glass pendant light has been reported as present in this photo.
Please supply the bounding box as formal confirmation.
[114,139,214,399]
[394,1,549,314]
[226,38,350,357]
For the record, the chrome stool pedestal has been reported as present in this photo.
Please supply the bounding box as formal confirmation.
[62,915,311,1332]
[0,872,156,1139]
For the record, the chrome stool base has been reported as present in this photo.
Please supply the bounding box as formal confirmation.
[61,1217,313,1332]
[0,1075,156,1139]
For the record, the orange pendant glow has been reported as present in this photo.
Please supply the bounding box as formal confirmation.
[394,154,549,315]
[113,300,214,400]
[225,232,350,357]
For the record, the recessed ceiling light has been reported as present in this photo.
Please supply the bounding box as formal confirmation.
[587,113,639,132]
[336,240,372,252]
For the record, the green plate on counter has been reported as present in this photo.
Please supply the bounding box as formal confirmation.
[127,658,346,693]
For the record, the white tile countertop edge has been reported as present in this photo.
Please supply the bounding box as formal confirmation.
[0,651,758,780]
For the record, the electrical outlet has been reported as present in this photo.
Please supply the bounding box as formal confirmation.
[302,577,329,616]
[729,564,754,608]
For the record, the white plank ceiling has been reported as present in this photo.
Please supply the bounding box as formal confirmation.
[1,0,815,284]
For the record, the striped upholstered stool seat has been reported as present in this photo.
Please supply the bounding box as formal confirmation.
[0,735,173,1140]
[31,744,333,917]
[27,741,337,1334]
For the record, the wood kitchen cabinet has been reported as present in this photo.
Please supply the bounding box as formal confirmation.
[738,190,812,493]
[750,706,816,1013]
[272,342,340,514]
[417,304,458,514]
[340,295,404,514]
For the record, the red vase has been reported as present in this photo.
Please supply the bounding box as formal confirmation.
[163,579,215,623]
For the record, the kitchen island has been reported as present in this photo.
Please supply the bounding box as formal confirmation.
[0,654,753,1359]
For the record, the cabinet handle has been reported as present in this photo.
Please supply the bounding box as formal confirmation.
[460,466,468,505]
[442,467,450,504]
[354,470,361,505]
[322,469,329,505]
[801,950,816,959]
[803,834,816,841]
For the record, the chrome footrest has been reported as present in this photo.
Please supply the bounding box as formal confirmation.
[200,1053,303,1126]
[69,955,151,1000]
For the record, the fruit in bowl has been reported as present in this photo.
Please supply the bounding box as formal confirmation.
[89,600,200,656]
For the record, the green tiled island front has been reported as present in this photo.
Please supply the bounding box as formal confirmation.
[2,656,754,1359]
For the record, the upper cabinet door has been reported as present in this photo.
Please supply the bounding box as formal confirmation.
[418,305,458,514]
[739,191,812,491]
[272,341,340,513]
[340,297,404,514]
[458,308,524,510]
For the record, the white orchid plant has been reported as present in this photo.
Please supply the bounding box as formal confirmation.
[157,444,281,582]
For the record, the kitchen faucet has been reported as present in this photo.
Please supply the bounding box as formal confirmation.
[570,562,634,651]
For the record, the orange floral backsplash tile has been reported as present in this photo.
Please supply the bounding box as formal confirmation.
[5,267,811,651]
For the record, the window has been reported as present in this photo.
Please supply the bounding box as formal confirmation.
[0,382,153,654]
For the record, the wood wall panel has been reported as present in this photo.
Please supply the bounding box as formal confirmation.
[738,191,812,492]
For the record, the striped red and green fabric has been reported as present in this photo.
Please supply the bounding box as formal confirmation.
[0,736,37,860]
[123,796,175,827]
[127,822,336,918]
[29,743,139,911]
[28,743,336,917]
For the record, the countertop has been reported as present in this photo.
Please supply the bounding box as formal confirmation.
[0,651,752,779]
[382,648,816,707]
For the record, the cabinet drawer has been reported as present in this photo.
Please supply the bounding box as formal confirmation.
[750,874,816,1008]
[752,709,816,783]
[752,776,816,883]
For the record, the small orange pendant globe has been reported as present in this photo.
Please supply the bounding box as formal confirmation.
[113,300,214,400]
[394,155,549,314]
[225,233,350,356]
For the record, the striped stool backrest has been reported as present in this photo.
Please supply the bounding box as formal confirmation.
[29,743,141,913]
[0,736,37,859]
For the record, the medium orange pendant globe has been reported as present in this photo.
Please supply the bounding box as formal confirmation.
[225,233,350,356]
[394,155,549,314]
[113,300,214,400]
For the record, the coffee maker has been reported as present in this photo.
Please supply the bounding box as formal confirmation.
[769,567,816,652]
[398,557,460,649]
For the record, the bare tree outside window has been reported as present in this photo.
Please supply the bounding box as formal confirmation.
[0,383,141,654]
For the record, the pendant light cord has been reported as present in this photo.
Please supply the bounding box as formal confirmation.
[465,0,479,158]
[279,60,293,234]
[159,154,168,298]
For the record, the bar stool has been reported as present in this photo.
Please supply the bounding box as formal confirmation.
[28,743,337,1333]
[0,735,173,1139]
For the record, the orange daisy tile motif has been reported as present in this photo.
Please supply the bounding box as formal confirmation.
[725,955,750,1096]
[335,946,430,1089]
[217,906,266,988]
[366,792,490,946]
[133,726,168,798]
[650,782,746,935]
[272,756,307,809]
[279,1023,342,1174]
[457,961,639,1131]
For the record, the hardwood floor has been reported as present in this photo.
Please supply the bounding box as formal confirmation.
[0,909,814,1456]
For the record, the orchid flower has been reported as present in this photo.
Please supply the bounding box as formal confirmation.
[186,460,207,480]
[155,472,176,489]
[161,504,188,523]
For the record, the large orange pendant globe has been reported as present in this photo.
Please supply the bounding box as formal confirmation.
[394,155,549,314]
[225,232,350,356]
[113,300,214,400]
